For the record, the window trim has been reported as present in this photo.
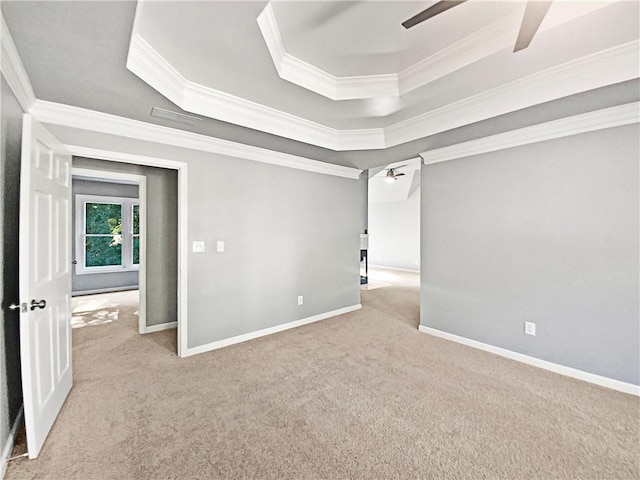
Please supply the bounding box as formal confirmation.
[75,193,140,275]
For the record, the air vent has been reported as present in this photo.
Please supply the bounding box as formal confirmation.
[150,107,202,126]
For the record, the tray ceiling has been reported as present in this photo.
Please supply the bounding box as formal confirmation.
[127,1,639,150]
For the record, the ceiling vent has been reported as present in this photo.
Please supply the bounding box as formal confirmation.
[150,107,202,126]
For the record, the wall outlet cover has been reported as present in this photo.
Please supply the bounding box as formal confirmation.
[192,241,205,253]
[524,321,536,336]
[297,296,303,305]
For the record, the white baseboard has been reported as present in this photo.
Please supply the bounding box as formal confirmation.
[140,321,177,334]
[369,265,420,274]
[72,286,138,297]
[418,325,639,396]
[184,304,362,357]
[1,406,24,480]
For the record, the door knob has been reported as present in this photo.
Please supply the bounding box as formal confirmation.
[30,299,47,311]
[9,303,27,312]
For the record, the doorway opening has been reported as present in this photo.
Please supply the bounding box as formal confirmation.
[71,168,147,333]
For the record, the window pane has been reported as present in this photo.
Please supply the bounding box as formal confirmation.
[86,203,122,235]
[133,205,140,235]
[133,236,140,265]
[85,236,122,267]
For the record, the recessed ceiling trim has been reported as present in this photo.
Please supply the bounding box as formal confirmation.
[127,26,638,153]
[256,1,619,101]
[420,101,640,164]
[30,100,363,180]
[127,34,385,151]
[398,12,518,94]
[386,39,640,147]
[1,13,36,111]
[257,3,399,100]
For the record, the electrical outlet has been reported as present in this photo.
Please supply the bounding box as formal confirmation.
[524,321,536,336]
[297,296,303,306]
[192,241,205,253]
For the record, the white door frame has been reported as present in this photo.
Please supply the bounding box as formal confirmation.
[71,167,148,333]
[66,146,189,357]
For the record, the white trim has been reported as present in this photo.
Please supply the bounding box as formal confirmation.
[31,100,363,179]
[369,265,420,274]
[64,146,189,358]
[418,325,640,396]
[73,194,140,275]
[71,286,138,297]
[72,167,144,185]
[126,26,639,152]
[420,102,640,164]
[183,304,362,357]
[257,2,617,99]
[126,34,383,151]
[388,40,640,148]
[257,3,398,101]
[140,321,177,334]
[1,406,24,480]
[0,14,36,112]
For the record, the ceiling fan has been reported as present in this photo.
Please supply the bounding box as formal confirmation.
[402,0,553,52]
[385,166,406,182]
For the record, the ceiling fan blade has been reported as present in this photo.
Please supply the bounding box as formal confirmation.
[395,173,406,177]
[513,0,553,52]
[402,0,467,29]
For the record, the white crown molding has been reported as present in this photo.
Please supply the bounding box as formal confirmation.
[256,2,618,100]
[420,101,640,164]
[398,13,518,95]
[257,3,399,100]
[0,13,36,111]
[386,39,640,148]
[30,100,362,180]
[127,34,384,151]
[128,26,639,153]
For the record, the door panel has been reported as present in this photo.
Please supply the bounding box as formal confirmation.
[20,115,73,459]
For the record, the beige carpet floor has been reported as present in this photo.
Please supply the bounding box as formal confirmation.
[6,271,639,479]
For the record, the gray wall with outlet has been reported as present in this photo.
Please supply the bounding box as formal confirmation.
[72,156,179,328]
[420,123,639,385]
[50,126,364,350]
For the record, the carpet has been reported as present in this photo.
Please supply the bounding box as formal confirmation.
[6,272,639,479]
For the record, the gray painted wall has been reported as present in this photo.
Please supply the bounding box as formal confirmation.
[421,124,639,385]
[368,188,421,271]
[72,158,178,327]
[71,178,139,294]
[0,77,23,463]
[45,125,364,351]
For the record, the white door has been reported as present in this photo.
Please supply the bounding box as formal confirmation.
[19,115,72,459]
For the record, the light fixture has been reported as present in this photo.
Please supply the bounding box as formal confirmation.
[386,170,396,183]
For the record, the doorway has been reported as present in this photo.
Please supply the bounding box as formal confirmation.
[71,168,147,332]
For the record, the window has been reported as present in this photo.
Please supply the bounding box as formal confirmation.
[76,194,140,274]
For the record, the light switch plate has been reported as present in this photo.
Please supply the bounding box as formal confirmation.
[216,241,225,253]
[192,241,205,253]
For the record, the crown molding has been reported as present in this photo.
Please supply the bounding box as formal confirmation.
[257,3,399,100]
[420,101,640,164]
[0,13,36,112]
[398,13,517,95]
[386,39,640,148]
[256,2,618,100]
[257,2,513,100]
[128,25,638,153]
[30,100,362,180]
[127,34,384,151]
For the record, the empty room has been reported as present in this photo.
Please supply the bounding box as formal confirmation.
[1,1,638,479]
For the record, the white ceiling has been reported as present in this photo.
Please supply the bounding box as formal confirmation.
[127,0,639,150]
